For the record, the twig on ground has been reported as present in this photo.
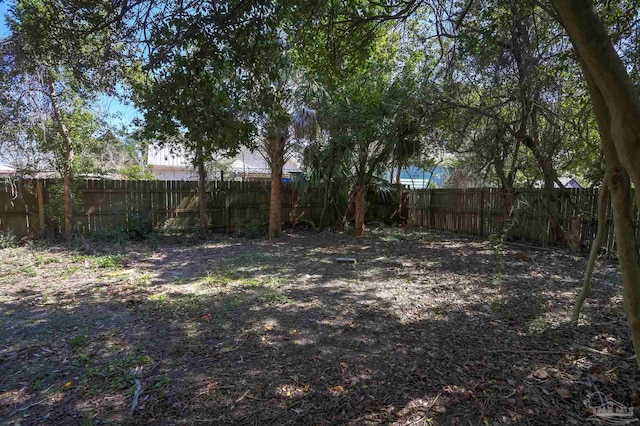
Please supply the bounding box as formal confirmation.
[487,349,568,355]
[573,345,635,360]
[130,366,144,415]
[10,399,47,416]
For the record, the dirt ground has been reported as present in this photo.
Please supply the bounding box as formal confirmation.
[0,229,638,425]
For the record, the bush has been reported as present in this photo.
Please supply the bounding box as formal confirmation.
[92,228,130,244]
[235,219,267,239]
[44,180,84,234]
[91,214,154,243]
[235,205,269,239]
[126,214,153,241]
[0,230,17,249]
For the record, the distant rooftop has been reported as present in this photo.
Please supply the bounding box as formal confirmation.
[0,164,16,176]
[147,145,301,175]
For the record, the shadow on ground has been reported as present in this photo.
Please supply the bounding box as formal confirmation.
[0,230,636,425]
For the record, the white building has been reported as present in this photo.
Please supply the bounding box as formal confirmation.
[0,164,16,178]
[147,145,302,181]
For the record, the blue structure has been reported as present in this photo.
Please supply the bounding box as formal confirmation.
[389,166,449,189]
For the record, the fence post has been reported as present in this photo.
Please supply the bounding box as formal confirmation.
[428,190,435,229]
[36,179,45,231]
[225,181,231,233]
[479,189,485,237]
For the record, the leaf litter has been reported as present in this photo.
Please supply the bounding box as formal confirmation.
[0,229,638,425]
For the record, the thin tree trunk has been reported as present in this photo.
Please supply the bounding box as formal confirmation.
[319,183,329,230]
[396,165,404,224]
[575,42,640,366]
[353,184,366,236]
[197,152,208,238]
[47,75,74,238]
[571,177,609,323]
[268,167,283,238]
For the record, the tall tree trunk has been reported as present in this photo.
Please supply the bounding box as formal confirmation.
[353,184,366,236]
[196,151,208,238]
[47,76,74,238]
[585,66,640,367]
[268,167,283,238]
[571,177,609,323]
[556,0,640,365]
[266,135,286,238]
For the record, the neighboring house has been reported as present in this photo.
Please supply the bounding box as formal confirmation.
[556,177,582,189]
[0,164,16,178]
[228,149,302,182]
[147,145,302,181]
[388,166,450,189]
[533,177,582,189]
[147,146,197,180]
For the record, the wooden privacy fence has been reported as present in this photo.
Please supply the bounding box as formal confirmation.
[408,187,640,256]
[3,179,637,255]
[0,178,401,236]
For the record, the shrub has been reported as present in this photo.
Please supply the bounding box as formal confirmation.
[91,214,154,243]
[0,230,17,249]
[126,214,153,241]
[235,219,267,239]
[92,228,129,244]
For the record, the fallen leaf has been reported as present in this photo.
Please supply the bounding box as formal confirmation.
[415,369,428,379]
[329,385,344,395]
[630,391,640,405]
[533,369,549,379]
[265,325,274,331]
[556,387,571,399]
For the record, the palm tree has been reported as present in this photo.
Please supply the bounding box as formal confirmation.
[258,78,317,238]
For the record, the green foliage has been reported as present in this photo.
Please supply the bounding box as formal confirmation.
[308,32,427,224]
[93,254,124,268]
[126,214,153,241]
[119,164,154,180]
[0,230,17,249]
[91,214,153,243]
[132,2,256,171]
[235,219,268,240]
[44,180,84,233]
[91,228,129,244]
[235,206,269,239]
[69,335,88,350]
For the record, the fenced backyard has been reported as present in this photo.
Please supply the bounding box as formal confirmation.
[1,179,639,257]
[2,181,639,424]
